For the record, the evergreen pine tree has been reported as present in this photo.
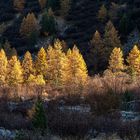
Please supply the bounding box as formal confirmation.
[119,14,129,35]
[90,30,106,72]
[31,98,47,135]
[40,10,56,36]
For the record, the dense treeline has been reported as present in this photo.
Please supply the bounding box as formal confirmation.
[0,39,87,87]
[0,37,140,88]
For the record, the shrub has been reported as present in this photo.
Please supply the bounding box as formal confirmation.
[29,98,47,135]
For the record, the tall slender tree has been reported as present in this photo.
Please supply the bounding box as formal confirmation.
[0,49,7,85]
[97,4,107,22]
[66,45,88,85]
[104,21,122,49]
[90,30,106,72]
[127,45,140,75]
[35,47,47,78]
[109,47,124,73]
[22,51,34,82]
[40,9,56,36]
[20,13,39,38]
[104,21,122,65]
[6,56,23,85]
[47,40,68,86]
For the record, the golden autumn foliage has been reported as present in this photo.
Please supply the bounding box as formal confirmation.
[0,40,88,87]
[1,39,140,88]
[22,51,34,82]
[6,56,23,86]
[20,13,39,37]
[109,47,124,73]
[0,49,8,85]
[127,45,140,75]
[67,45,88,85]
[35,47,47,78]
[46,40,68,86]
[27,74,45,86]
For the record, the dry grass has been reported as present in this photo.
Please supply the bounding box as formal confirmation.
[0,73,139,101]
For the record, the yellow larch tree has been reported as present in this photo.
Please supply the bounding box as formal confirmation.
[6,56,23,86]
[109,47,124,73]
[127,45,140,75]
[27,74,45,86]
[0,49,8,85]
[35,47,47,78]
[46,40,68,86]
[22,51,35,82]
[66,45,88,85]
[20,13,39,37]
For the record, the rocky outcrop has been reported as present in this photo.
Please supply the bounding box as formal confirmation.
[0,128,16,140]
